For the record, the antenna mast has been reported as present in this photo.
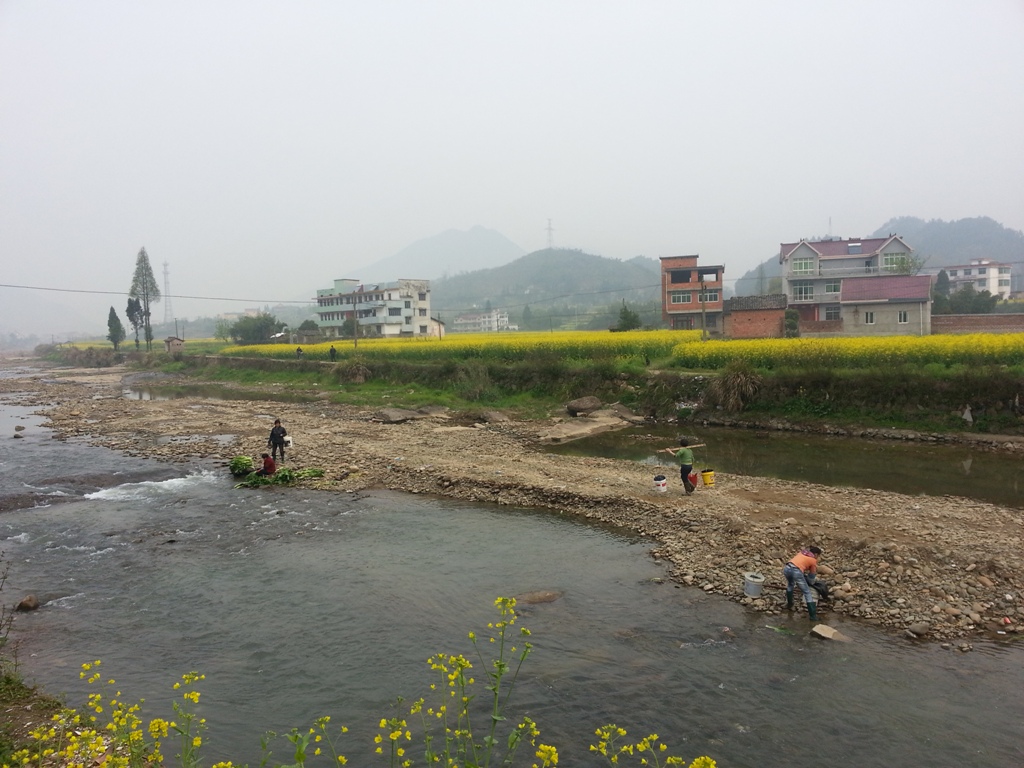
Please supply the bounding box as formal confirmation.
[163,261,174,324]
[546,219,554,250]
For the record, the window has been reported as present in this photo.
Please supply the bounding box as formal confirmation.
[698,290,719,302]
[793,282,813,301]
[847,243,862,255]
[825,280,840,294]
[670,291,692,304]
[704,316,717,328]
[948,270,958,277]
[792,257,814,275]
[419,325,428,334]
[864,311,875,325]
[977,267,987,275]
[404,301,411,308]
[418,308,427,316]
[882,253,904,271]
[418,292,427,300]
[404,316,411,324]
[669,269,692,284]
[388,307,401,316]
[963,269,972,276]
[999,279,1011,287]
[976,280,986,288]
[825,306,840,321]
[898,310,908,324]
[998,267,1011,275]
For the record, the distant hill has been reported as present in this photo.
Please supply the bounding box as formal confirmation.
[431,249,662,315]
[354,226,526,282]
[733,217,1024,296]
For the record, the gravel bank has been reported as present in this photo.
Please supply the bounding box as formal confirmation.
[3,362,1022,644]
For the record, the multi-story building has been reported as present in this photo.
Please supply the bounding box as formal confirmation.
[451,309,511,333]
[659,255,724,334]
[945,259,1013,298]
[314,278,432,338]
[779,235,916,325]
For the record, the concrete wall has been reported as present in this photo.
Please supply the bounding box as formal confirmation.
[931,314,1024,334]
[724,310,785,339]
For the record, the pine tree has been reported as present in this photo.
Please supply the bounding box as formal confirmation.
[129,247,161,351]
[106,307,126,351]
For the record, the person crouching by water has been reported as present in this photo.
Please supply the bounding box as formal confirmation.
[268,418,287,462]
[255,453,276,476]
[785,546,822,620]
[658,437,706,494]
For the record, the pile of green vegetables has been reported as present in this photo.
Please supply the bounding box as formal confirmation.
[229,456,327,488]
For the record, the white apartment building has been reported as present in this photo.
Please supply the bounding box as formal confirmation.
[451,309,511,333]
[314,278,432,338]
[945,260,1012,298]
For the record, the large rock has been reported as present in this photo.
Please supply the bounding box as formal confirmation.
[566,396,602,417]
[16,595,40,612]
[907,621,931,637]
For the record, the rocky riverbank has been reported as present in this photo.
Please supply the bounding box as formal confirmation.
[2,361,1022,645]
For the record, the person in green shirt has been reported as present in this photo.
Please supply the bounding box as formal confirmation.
[659,437,706,494]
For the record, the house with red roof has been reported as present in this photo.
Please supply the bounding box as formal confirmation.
[779,235,930,336]
[840,275,932,335]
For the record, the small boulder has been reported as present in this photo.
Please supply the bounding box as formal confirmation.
[810,624,851,642]
[376,408,425,424]
[16,595,40,612]
[14,425,25,432]
[566,396,602,417]
[515,590,563,605]
[907,621,931,637]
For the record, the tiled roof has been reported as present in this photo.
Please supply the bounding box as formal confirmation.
[840,275,932,303]
[724,294,788,311]
[780,236,909,261]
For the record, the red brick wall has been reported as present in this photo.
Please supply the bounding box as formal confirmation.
[931,314,1024,334]
[724,309,785,339]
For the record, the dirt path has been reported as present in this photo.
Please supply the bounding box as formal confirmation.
[3,362,1022,643]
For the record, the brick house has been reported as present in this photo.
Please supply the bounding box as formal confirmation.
[660,255,724,335]
[722,294,788,339]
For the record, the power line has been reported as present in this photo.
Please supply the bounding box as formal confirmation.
[0,283,313,305]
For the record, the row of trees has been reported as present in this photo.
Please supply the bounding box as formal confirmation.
[107,248,162,351]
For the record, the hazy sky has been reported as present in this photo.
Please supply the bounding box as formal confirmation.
[2,1,1023,334]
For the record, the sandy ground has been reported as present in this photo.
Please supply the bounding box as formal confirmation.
[2,362,1023,644]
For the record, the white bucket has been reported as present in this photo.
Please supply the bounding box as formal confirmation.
[743,571,765,597]
[653,474,668,492]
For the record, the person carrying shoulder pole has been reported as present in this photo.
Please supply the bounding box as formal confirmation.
[268,418,288,463]
[784,545,823,620]
[658,437,706,495]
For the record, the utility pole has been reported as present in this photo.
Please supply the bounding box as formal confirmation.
[163,262,174,325]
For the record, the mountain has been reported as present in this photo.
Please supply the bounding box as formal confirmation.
[431,248,662,314]
[354,226,526,283]
[733,217,1024,296]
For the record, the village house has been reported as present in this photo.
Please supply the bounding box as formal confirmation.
[839,275,932,336]
[314,278,432,338]
[944,259,1013,299]
[451,308,512,333]
[659,254,724,335]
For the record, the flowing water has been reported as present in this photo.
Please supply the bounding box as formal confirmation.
[547,424,1024,509]
[1,387,1022,767]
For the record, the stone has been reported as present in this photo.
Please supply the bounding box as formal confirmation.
[14,425,25,431]
[515,590,562,604]
[566,396,603,417]
[907,622,931,636]
[811,624,851,642]
[16,595,40,612]
[12,433,23,439]
[376,408,426,424]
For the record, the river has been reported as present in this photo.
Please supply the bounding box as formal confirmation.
[1,383,1022,767]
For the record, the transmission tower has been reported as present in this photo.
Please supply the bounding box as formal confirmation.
[163,261,174,324]
[546,219,554,250]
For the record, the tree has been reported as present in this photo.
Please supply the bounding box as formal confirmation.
[521,304,533,329]
[214,319,232,342]
[230,312,286,344]
[883,253,926,275]
[947,284,999,315]
[784,308,800,338]
[297,319,319,332]
[106,307,126,351]
[126,298,143,350]
[933,269,951,297]
[129,247,161,351]
[616,300,642,331]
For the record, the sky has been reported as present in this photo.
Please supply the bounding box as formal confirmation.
[2,1,1023,336]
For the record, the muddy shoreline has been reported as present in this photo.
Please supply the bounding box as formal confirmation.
[3,361,1022,644]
